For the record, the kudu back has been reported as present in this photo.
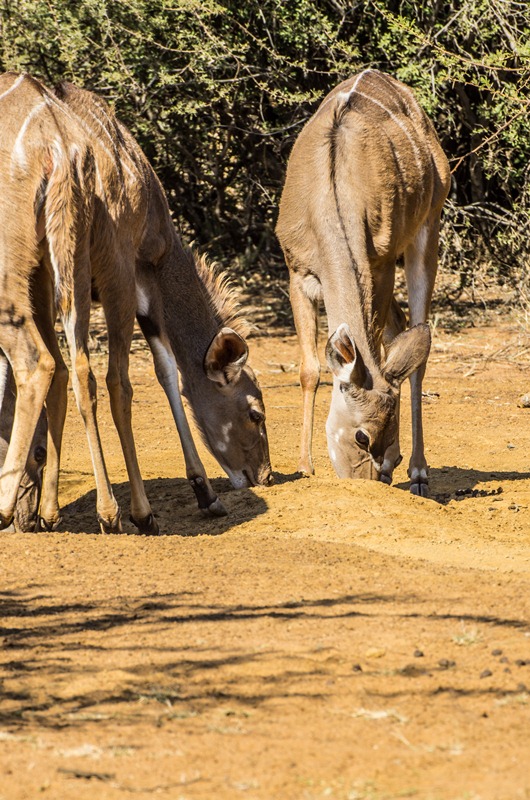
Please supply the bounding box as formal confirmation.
[276,70,450,495]
[0,72,271,533]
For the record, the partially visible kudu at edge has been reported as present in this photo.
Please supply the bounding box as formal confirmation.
[276,70,450,495]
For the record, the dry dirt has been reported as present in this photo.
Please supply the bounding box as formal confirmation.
[1,311,530,800]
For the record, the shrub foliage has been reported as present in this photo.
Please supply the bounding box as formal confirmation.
[1,0,529,295]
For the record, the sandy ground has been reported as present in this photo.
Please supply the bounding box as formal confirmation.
[1,310,530,800]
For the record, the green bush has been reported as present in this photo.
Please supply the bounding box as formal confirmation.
[1,0,529,300]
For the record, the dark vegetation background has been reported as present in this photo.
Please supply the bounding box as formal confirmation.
[1,0,529,323]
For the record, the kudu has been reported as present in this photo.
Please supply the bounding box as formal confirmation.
[0,72,271,533]
[276,70,450,495]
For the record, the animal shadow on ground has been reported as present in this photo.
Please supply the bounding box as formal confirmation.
[395,466,530,504]
[60,471,302,535]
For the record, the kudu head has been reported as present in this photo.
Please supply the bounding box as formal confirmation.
[188,327,272,489]
[0,364,48,531]
[325,322,431,480]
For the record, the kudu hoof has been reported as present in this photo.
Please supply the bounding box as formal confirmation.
[37,516,62,532]
[410,481,430,498]
[97,511,123,534]
[297,465,314,477]
[129,513,160,536]
[200,497,228,517]
[189,475,227,517]
[380,472,392,486]
[0,512,14,530]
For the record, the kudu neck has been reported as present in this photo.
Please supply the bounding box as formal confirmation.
[325,276,383,382]
[157,238,232,393]
[162,262,215,364]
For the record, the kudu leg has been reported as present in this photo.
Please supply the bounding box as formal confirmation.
[61,272,122,533]
[380,297,407,484]
[32,268,68,531]
[142,331,226,517]
[289,272,320,475]
[404,221,440,497]
[0,319,55,529]
[104,297,159,535]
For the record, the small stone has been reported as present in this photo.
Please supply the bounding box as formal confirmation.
[517,394,530,408]
[352,663,363,672]
[365,647,386,659]
[480,669,493,679]
[500,656,509,663]
[516,683,527,692]
[413,649,424,658]
[491,649,503,656]
[515,659,528,667]
[438,659,456,669]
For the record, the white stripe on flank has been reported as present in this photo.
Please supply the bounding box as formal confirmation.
[336,69,372,105]
[353,88,423,171]
[62,110,114,167]
[312,69,374,123]
[0,74,25,104]
[0,357,9,418]
[85,108,138,182]
[11,100,46,172]
[44,138,65,291]
[43,91,76,123]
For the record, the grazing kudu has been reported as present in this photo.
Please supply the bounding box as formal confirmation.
[0,72,271,533]
[276,70,450,495]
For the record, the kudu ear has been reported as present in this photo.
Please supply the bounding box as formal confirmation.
[325,324,367,388]
[204,327,249,385]
[384,323,431,386]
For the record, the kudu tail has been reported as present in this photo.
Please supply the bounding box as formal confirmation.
[42,139,95,316]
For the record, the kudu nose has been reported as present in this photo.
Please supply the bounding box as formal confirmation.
[256,466,274,486]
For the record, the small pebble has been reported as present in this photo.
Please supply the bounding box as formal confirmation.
[480,669,493,679]
[413,649,424,658]
[352,663,363,672]
[515,659,528,667]
[365,647,386,659]
[491,649,503,656]
[516,683,527,692]
[438,659,456,669]
[500,656,509,663]
[517,394,530,408]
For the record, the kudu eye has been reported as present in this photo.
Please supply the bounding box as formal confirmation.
[339,382,348,394]
[355,430,369,450]
[249,409,265,425]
